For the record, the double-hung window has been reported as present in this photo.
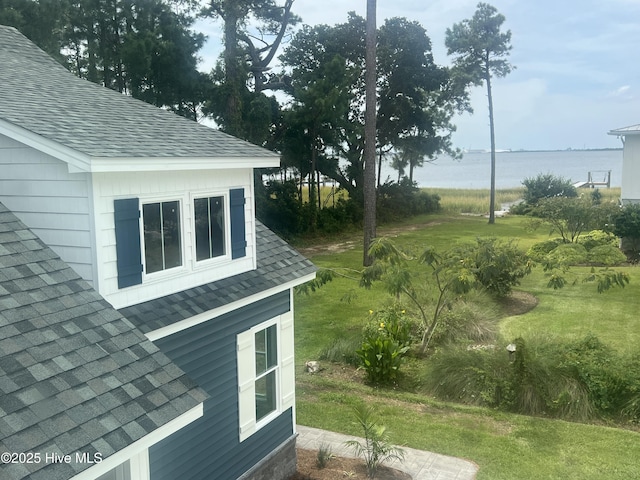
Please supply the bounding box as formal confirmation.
[237,311,295,442]
[142,200,182,274]
[194,196,226,261]
[254,324,278,421]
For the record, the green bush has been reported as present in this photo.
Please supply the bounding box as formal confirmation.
[426,334,640,422]
[559,336,640,421]
[577,230,619,250]
[587,245,627,266]
[545,243,589,266]
[376,178,440,222]
[357,306,413,384]
[356,336,409,384]
[470,238,533,297]
[526,238,564,262]
[521,173,577,206]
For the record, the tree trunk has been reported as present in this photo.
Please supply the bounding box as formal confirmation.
[224,6,243,137]
[363,0,377,266]
[487,69,496,225]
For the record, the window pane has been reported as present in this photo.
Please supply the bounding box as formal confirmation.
[162,201,182,269]
[265,325,277,369]
[194,197,210,261]
[255,370,276,421]
[143,203,162,274]
[210,197,225,257]
[255,329,267,375]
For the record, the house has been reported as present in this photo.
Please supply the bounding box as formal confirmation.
[0,201,208,480]
[0,25,315,480]
[608,124,640,204]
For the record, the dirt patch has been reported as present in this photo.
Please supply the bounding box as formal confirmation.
[290,448,412,480]
[296,220,446,258]
[498,290,539,316]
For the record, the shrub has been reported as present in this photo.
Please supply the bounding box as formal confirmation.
[469,238,533,297]
[587,245,627,266]
[522,173,577,206]
[577,230,618,250]
[426,337,595,420]
[526,238,564,262]
[357,307,414,384]
[545,243,589,266]
[376,178,440,222]
[356,336,409,384]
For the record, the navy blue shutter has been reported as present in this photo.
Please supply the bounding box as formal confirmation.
[230,188,247,259]
[114,198,143,288]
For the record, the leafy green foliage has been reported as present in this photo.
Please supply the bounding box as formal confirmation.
[345,404,405,479]
[529,196,620,244]
[357,306,414,384]
[376,179,441,222]
[521,173,577,206]
[468,237,533,297]
[356,336,409,385]
[612,203,640,238]
[526,238,564,262]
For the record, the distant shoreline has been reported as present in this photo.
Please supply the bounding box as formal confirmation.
[462,147,623,154]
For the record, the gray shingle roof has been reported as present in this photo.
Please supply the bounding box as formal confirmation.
[0,26,279,160]
[0,202,208,480]
[119,221,316,333]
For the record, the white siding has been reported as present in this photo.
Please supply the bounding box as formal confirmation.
[622,135,640,203]
[92,169,257,309]
[0,134,96,285]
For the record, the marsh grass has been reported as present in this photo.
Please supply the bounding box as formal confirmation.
[428,187,524,214]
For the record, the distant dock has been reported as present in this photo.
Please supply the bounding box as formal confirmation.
[573,170,611,188]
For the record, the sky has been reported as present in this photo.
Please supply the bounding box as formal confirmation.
[194,0,640,151]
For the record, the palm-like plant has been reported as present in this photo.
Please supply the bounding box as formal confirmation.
[345,404,405,479]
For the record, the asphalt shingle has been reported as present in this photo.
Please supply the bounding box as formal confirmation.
[0,26,279,162]
[0,203,208,480]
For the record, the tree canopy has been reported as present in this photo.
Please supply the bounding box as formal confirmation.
[446,2,513,224]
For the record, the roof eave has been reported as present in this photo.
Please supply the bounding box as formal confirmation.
[0,118,281,173]
[89,155,281,173]
[0,118,92,171]
[608,125,640,136]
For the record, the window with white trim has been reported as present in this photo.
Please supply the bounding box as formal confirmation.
[142,200,182,274]
[194,195,226,261]
[254,324,278,421]
[237,312,295,442]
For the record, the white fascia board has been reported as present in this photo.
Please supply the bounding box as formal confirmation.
[90,156,281,172]
[146,272,316,342]
[0,118,91,172]
[68,403,204,480]
[608,125,640,136]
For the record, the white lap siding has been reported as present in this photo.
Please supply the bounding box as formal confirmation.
[0,134,97,284]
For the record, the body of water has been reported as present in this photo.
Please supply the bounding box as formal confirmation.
[383,150,623,189]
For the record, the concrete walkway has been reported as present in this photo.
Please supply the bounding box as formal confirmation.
[296,425,479,480]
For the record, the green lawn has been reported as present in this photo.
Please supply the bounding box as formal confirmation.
[293,211,640,479]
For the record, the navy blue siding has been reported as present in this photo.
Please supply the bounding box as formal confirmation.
[149,291,292,480]
[114,198,143,288]
[230,188,246,259]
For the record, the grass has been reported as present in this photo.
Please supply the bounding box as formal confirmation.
[428,187,524,214]
[293,192,640,479]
